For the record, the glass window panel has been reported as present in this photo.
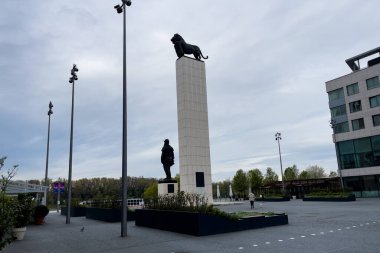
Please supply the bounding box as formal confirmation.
[352,118,365,131]
[328,88,344,102]
[340,154,356,169]
[371,135,380,151]
[330,105,347,117]
[366,76,380,90]
[373,151,380,166]
[334,121,349,134]
[373,115,380,127]
[349,100,361,113]
[354,138,372,152]
[356,152,374,168]
[369,95,380,108]
[347,83,359,96]
[338,140,354,155]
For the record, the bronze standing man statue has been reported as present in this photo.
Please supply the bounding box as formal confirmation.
[161,139,174,180]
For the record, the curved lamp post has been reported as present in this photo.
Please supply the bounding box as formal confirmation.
[66,64,78,224]
[114,0,131,237]
[43,101,53,205]
[275,132,285,193]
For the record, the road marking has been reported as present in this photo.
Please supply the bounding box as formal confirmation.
[366,223,370,225]
[320,232,324,235]
[329,230,334,233]
[337,228,342,231]
[278,240,283,242]
[346,227,350,229]
[253,244,258,247]
[238,247,244,250]
[373,222,377,224]
[300,236,306,238]
[310,233,316,236]
[265,242,270,245]
[352,226,356,228]
[289,237,295,240]
[360,224,363,226]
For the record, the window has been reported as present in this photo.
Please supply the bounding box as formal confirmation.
[349,100,362,113]
[328,88,344,102]
[334,121,349,134]
[330,105,347,117]
[366,76,380,90]
[338,140,356,169]
[369,95,380,108]
[373,114,380,127]
[347,83,359,96]
[352,118,365,131]
[338,135,380,169]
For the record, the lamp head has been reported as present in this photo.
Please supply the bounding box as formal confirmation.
[69,77,73,83]
[123,0,132,6]
[73,64,79,72]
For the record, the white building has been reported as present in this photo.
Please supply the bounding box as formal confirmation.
[325,47,380,197]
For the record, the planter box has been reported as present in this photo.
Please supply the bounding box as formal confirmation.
[61,207,86,217]
[303,194,356,202]
[259,197,290,202]
[135,209,288,236]
[85,207,135,222]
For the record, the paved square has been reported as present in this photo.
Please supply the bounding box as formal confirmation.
[3,199,380,253]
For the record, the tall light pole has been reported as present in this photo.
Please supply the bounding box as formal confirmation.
[275,132,285,193]
[114,0,131,237]
[330,120,345,192]
[44,101,53,187]
[66,64,78,224]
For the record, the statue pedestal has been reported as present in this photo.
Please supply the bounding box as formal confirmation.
[176,56,213,203]
[158,180,178,196]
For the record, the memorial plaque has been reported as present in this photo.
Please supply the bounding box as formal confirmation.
[196,172,205,187]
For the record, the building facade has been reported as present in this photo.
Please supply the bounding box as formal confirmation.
[325,47,380,197]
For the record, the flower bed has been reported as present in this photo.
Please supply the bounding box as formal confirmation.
[61,206,86,217]
[135,209,288,236]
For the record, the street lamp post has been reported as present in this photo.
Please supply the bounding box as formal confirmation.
[114,0,131,237]
[43,101,53,206]
[66,64,78,224]
[275,132,285,193]
[330,120,345,192]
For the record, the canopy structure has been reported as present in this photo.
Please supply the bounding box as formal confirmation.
[346,46,380,71]
[3,180,48,194]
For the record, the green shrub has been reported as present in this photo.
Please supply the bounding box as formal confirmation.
[33,205,49,218]
[12,194,33,228]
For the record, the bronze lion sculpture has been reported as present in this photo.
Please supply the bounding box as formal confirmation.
[171,34,208,61]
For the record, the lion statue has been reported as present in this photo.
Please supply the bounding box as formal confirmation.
[171,34,208,61]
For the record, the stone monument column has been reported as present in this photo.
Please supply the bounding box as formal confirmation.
[176,56,213,203]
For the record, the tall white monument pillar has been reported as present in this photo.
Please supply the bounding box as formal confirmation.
[176,56,213,203]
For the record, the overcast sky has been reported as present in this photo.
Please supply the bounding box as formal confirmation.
[1,0,380,182]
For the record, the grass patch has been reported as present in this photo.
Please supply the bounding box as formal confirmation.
[231,211,276,218]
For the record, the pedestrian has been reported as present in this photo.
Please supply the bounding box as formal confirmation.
[248,192,255,209]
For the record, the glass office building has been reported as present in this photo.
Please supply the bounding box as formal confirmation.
[326,47,380,197]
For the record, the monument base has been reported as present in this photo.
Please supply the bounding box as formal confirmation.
[158,180,178,196]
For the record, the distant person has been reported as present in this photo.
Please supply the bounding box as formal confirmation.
[248,192,255,209]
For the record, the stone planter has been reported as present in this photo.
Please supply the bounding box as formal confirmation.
[135,209,288,236]
[259,196,290,202]
[85,207,135,222]
[303,194,356,202]
[61,206,86,217]
[12,227,26,240]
